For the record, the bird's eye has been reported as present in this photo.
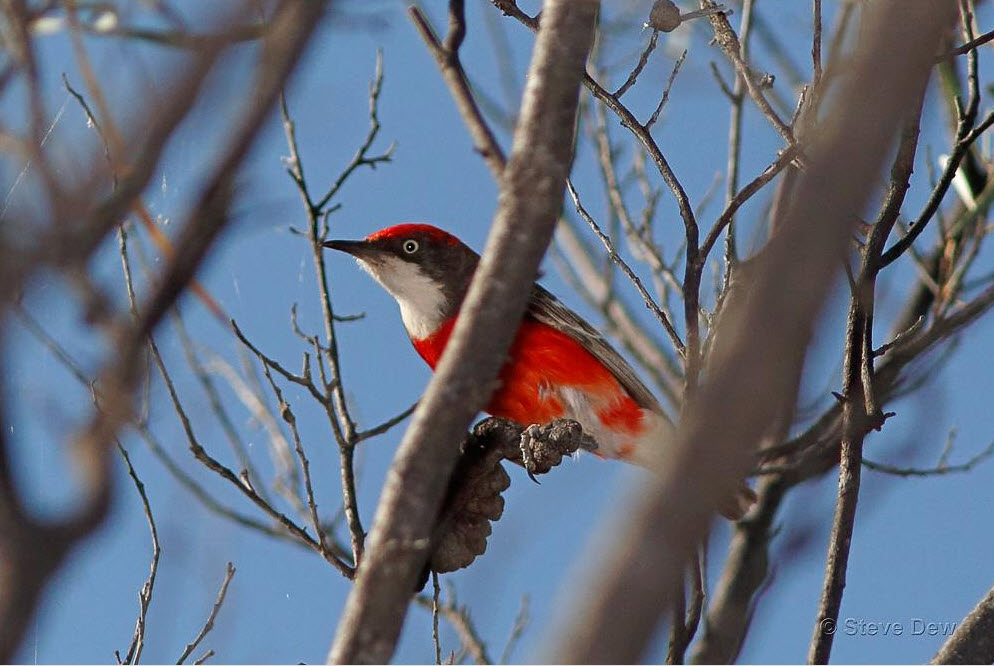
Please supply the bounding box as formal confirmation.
[403,240,419,254]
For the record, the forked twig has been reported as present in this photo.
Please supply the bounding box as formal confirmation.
[176,563,236,665]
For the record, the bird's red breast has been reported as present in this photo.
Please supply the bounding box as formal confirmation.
[411,315,646,441]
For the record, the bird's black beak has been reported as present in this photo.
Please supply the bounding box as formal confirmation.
[323,239,373,257]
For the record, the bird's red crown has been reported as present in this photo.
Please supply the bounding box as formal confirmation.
[366,223,459,246]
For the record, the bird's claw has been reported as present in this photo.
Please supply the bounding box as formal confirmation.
[519,425,542,485]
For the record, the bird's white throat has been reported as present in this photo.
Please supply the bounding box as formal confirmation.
[356,256,447,340]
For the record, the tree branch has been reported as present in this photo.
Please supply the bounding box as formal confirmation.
[326,1,599,662]
[545,2,956,662]
[410,2,506,176]
[932,583,994,664]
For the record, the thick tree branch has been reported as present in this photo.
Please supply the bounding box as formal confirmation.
[932,583,994,664]
[545,2,956,662]
[326,1,599,663]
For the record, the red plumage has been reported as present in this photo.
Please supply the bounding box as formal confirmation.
[412,314,647,452]
[367,223,459,246]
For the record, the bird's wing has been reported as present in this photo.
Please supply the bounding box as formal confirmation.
[527,285,664,414]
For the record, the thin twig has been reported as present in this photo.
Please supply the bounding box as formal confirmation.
[354,402,419,443]
[872,315,926,357]
[567,180,685,354]
[192,650,214,665]
[280,54,394,564]
[16,288,294,543]
[119,232,353,577]
[586,98,682,316]
[176,563,235,665]
[881,103,992,267]
[432,572,443,665]
[701,4,797,146]
[863,440,994,477]
[118,444,160,666]
[311,54,394,213]
[410,3,506,175]
[257,358,329,555]
[171,312,264,501]
[202,352,301,510]
[62,73,114,186]
[614,29,660,98]
[499,596,529,665]
[701,144,800,260]
[414,592,493,665]
[721,0,755,276]
[937,27,994,61]
[646,49,687,130]
[230,320,328,404]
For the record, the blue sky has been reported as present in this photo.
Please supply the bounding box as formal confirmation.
[5,1,994,663]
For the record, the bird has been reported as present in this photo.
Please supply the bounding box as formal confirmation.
[325,223,755,519]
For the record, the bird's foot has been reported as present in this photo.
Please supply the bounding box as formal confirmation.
[518,419,597,481]
[519,425,543,484]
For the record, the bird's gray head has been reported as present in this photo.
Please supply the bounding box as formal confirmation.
[324,223,479,340]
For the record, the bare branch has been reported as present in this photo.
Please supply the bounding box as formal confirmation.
[938,27,994,60]
[432,572,442,665]
[566,179,685,354]
[881,7,989,270]
[614,29,660,99]
[327,2,599,661]
[811,0,822,88]
[646,49,687,130]
[118,445,160,666]
[700,1,796,146]
[547,3,956,662]
[410,4,506,176]
[700,144,800,261]
[15,277,295,546]
[808,85,931,664]
[280,50,395,563]
[863,440,994,477]
[721,0,756,270]
[176,563,236,665]
[256,357,330,555]
[932,583,994,664]
[72,0,328,550]
[354,402,418,443]
[119,232,354,578]
[414,588,493,665]
[499,596,529,664]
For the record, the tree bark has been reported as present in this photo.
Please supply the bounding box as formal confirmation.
[325,1,599,663]
[932,583,994,665]
[544,2,956,663]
